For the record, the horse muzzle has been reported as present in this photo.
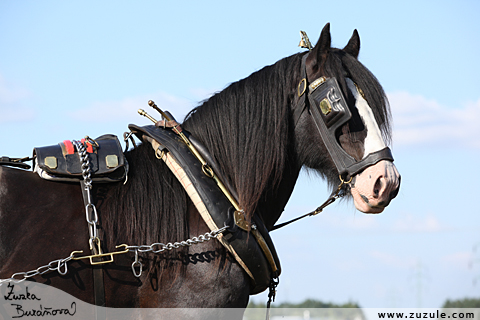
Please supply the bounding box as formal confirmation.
[350,160,401,213]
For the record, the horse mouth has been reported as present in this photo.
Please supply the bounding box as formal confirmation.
[350,188,386,214]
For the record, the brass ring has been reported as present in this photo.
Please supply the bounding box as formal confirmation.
[298,78,307,97]
[84,136,99,148]
[202,164,214,178]
[339,174,353,184]
[155,148,165,159]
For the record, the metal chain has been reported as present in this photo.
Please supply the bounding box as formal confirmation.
[0,256,73,285]
[127,226,228,277]
[72,139,99,251]
[126,226,227,254]
[0,227,228,285]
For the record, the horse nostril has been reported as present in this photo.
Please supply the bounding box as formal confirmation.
[373,177,383,198]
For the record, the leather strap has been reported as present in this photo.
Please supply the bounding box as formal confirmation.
[292,54,309,126]
[0,156,32,169]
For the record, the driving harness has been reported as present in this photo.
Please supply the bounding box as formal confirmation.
[1,116,281,296]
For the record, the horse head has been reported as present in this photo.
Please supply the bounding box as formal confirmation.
[295,23,401,214]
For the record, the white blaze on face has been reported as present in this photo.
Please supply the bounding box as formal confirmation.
[346,78,386,158]
[345,79,401,214]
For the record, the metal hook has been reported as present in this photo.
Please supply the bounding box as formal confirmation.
[131,249,142,278]
[57,259,69,276]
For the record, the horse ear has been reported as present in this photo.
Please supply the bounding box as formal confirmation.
[307,23,331,73]
[343,29,360,58]
[314,23,332,56]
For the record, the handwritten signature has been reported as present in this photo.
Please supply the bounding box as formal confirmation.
[3,283,76,318]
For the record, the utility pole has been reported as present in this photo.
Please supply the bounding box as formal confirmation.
[409,260,429,308]
[470,243,480,289]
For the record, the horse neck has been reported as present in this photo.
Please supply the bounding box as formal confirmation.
[255,154,301,230]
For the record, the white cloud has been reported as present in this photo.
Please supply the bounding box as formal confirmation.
[388,92,480,149]
[320,211,380,231]
[392,213,444,233]
[68,92,194,123]
[441,251,472,270]
[369,250,417,269]
[315,210,447,235]
[0,75,35,123]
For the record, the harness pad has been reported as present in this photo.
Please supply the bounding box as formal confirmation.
[33,134,128,183]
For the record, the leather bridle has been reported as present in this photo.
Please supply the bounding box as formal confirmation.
[271,54,395,231]
[293,54,394,180]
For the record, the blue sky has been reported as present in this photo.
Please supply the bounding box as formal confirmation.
[1,0,479,308]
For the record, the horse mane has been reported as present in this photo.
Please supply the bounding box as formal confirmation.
[182,53,302,221]
[99,144,189,250]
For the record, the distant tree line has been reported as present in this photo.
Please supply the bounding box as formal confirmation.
[442,298,480,308]
[248,298,361,309]
[249,297,480,309]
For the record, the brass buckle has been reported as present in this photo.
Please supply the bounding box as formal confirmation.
[70,242,129,265]
[298,78,307,97]
[233,210,251,232]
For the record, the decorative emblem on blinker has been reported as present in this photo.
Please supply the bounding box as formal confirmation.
[319,87,342,116]
[320,99,332,115]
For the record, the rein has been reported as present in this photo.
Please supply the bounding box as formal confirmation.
[271,175,352,231]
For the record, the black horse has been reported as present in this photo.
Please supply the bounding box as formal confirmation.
[0,24,400,310]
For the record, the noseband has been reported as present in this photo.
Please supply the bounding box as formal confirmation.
[293,54,394,180]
